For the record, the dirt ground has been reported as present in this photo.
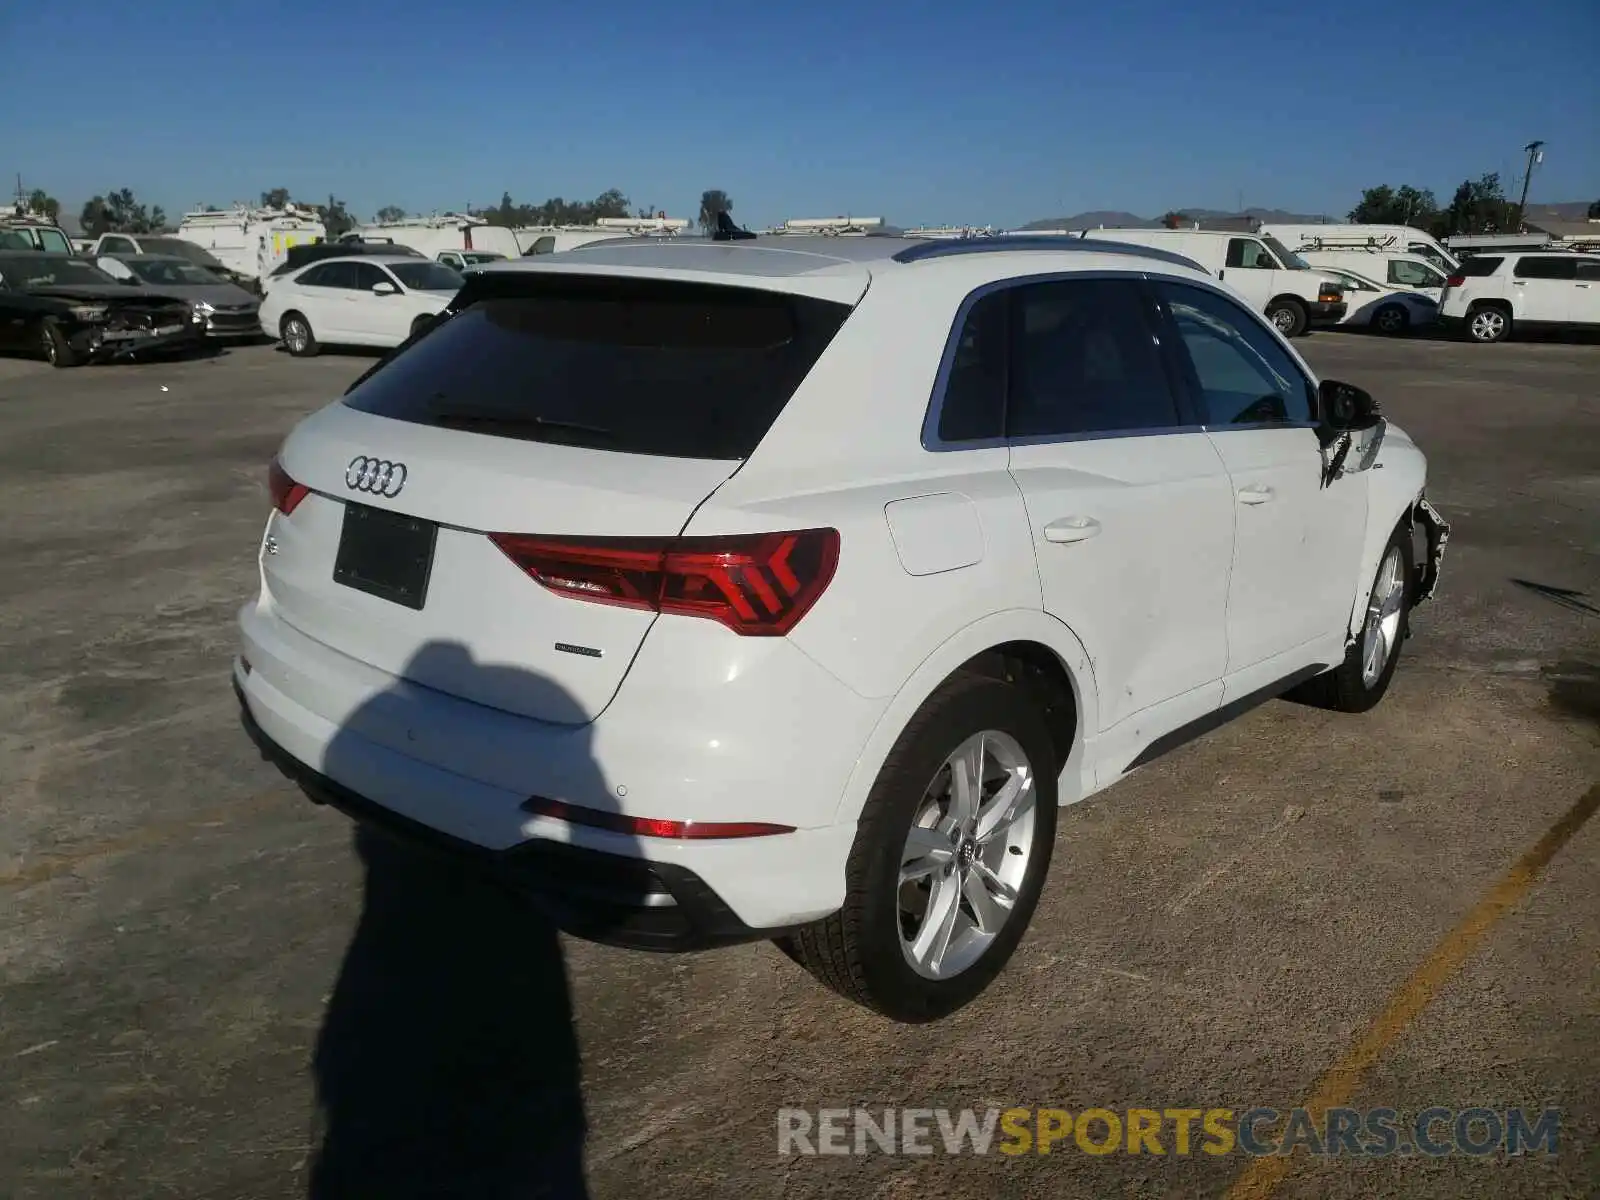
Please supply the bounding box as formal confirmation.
[1,329,1596,1199]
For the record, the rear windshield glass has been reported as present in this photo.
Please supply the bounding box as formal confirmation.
[1454,256,1502,277]
[341,275,854,459]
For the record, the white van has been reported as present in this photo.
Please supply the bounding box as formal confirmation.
[1262,224,1459,274]
[1299,250,1448,300]
[344,214,522,261]
[175,205,327,281]
[1075,227,1347,336]
[515,217,690,255]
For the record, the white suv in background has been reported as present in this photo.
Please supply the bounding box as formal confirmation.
[236,235,1449,1022]
[1440,251,1600,342]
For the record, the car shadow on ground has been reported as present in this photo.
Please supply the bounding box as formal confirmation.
[287,640,619,1200]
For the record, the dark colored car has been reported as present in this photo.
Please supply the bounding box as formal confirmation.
[268,240,424,280]
[0,253,204,368]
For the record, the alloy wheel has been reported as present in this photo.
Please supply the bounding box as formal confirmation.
[898,730,1037,980]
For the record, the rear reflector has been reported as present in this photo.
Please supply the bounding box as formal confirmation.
[489,528,839,636]
[268,457,309,515]
[521,797,795,839]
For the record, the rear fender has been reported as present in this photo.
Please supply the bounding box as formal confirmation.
[827,609,1100,826]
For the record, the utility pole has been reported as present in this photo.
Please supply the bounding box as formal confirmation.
[1515,140,1545,231]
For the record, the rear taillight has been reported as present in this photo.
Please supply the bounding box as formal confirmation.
[268,457,308,515]
[1445,274,1466,288]
[489,528,840,636]
[521,797,794,839]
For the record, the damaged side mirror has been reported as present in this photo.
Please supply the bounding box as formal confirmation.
[1317,379,1380,444]
[1316,379,1386,486]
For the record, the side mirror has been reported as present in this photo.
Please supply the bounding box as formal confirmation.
[372,281,398,295]
[1318,379,1380,435]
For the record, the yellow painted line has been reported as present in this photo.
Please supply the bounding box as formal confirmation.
[1225,781,1600,1199]
[0,788,291,891]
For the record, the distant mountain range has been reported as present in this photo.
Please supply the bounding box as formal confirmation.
[1020,201,1595,231]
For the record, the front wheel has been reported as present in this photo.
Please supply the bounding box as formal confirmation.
[782,673,1058,1023]
[41,320,81,368]
[1266,299,1308,338]
[1292,525,1413,713]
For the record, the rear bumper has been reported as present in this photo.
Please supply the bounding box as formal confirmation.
[234,595,877,939]
[237,681,785,950]
[1308,300,1348,325]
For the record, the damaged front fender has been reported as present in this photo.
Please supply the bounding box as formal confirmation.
[1411,494,1451,606]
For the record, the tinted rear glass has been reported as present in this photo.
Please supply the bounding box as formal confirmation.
[1455,256,1502,277]
[341,274,854,459]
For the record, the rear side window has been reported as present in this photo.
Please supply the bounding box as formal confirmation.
[1513,256,1576,280]
[936,290,1008,441]
[341,275,853,460]
[1455,256,1503,277]
[1008,279,1180,437]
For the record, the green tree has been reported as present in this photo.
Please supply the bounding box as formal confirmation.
[260,188,292,209]
[1348,184,1439,227]
[375,205,407,223]
[472,189,634,227]
[25,189,61,223]
[1441,173,1518,236]
[697,189,732,234]
[1588,199,1600,220]
[315,194,355,238]
[79,189,166,235]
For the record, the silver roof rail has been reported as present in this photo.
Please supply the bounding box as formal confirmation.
[891,235,1205,272]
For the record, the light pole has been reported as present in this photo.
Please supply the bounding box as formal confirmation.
[1515,140,1545,231]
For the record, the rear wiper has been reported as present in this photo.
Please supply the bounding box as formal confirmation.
[430,405,615,441]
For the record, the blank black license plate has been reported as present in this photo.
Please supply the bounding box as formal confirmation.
[332,503,438,610]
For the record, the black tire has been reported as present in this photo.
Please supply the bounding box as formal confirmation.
[1465,302,1511,344]
[41,320,81,369]
[1291,523,1414,714]
[782,672,1059,1023]
[281,312,319,357]
[1266,298,1308,338]
[1373,304,1410,336]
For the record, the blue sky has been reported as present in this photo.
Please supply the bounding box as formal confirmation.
[5,0,1596,229]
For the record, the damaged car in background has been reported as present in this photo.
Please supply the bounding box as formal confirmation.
[0,253,204,368]
[93,253,262,341]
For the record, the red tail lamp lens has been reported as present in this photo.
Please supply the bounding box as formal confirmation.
[488,528,840,636]
[268,458,309,515]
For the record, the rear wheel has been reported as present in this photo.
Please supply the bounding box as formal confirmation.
[281,312,318,357]
[1466,303,1510,343]
[1373,304,1410,335]
[782,673,1058,1023]
[1266,298,1308,338]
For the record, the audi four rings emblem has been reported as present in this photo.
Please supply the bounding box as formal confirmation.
[345,456,408,497]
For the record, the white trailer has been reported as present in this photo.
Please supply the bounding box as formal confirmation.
[175,205,327,281]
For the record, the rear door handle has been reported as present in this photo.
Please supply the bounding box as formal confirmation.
[1043,516,1101,543]
[1238,484,1274,505]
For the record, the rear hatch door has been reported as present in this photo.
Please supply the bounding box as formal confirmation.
[267,267,859,725]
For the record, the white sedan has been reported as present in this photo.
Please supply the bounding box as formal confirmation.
[258,255,463,357]
[1313,265,1439,335]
